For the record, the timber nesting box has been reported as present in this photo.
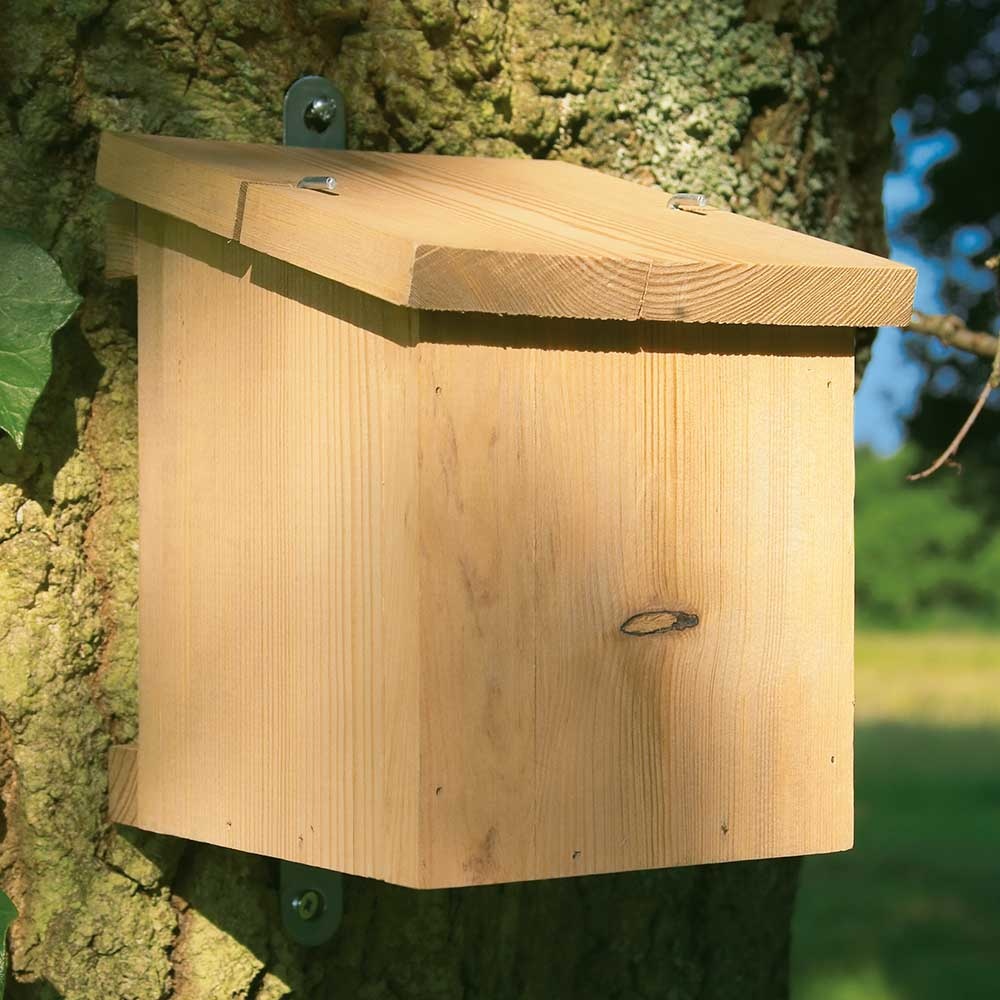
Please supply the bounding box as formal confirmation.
[99,132,915,889]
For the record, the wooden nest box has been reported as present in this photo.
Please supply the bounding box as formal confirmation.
[99,132,915,889]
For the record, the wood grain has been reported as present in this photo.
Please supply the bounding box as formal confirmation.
[108,744,138,826]
[125,210,855,887]
[104,197,137,279]
[136,209,421,884]
[415,314,854,886]
[98,131,915,326]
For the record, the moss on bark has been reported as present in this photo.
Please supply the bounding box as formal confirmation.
[0,0,918,996]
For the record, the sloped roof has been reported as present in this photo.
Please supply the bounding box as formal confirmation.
[98,132,915,326]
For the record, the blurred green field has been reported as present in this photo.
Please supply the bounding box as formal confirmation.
[791,632,1000,1000]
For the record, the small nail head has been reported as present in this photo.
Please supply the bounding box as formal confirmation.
[667,192,709,213]
[297,175,338,194]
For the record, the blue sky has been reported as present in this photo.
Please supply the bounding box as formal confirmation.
[854,111,997,453]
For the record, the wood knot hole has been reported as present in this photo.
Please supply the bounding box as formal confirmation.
[620,609,699,636]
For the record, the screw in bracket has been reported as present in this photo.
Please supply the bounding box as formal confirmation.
[291,888,324,922]
[303,95,337,134]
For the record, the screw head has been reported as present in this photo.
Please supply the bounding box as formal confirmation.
[291,889,325,922]
[303,96,337,133]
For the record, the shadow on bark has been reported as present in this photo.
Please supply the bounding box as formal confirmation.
[115,827,800,999]
[0,320,104,510]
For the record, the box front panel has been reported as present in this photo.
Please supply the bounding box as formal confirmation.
[417,316,854,887]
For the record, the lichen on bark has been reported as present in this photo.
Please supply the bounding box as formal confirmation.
[0,0,917,996]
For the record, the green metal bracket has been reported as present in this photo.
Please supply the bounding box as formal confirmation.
[279,860,344,948]
[283,75,346,150]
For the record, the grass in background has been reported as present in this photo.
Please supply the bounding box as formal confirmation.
[791,632,1000,1000]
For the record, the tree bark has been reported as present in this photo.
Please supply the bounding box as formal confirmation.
[0,1,918,997]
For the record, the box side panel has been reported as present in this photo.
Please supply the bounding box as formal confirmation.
[136,210,421,884]
[416,316,853,887]
[104,197,138,279]
[108,745,138,826]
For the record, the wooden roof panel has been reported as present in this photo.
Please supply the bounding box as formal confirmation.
[97,131,916,325]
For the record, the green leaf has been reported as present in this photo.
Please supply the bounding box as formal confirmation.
[0,889,17,1000]
[0,229,81,448]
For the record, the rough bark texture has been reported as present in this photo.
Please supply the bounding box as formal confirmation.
[0,1,918,997]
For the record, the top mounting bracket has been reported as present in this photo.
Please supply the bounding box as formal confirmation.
[283,76,346,150]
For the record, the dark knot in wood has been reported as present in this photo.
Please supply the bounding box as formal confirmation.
[619,609,699,636]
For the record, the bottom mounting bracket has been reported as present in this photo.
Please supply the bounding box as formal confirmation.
[279,860,344,947]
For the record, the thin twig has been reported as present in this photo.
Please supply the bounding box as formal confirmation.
[906,378,995,480]
[907,255,1000,482]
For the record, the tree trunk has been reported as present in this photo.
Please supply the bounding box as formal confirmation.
[0,2,917,997]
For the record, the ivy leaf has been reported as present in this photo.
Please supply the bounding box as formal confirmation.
[0,889,16,1000]
[0,230,81,448]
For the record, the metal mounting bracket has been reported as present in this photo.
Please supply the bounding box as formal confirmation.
[283,75,346,150]
[279,860,344,947]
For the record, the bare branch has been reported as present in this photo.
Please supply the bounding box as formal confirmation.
[907,257,1000,482]
[905,311,999,361]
